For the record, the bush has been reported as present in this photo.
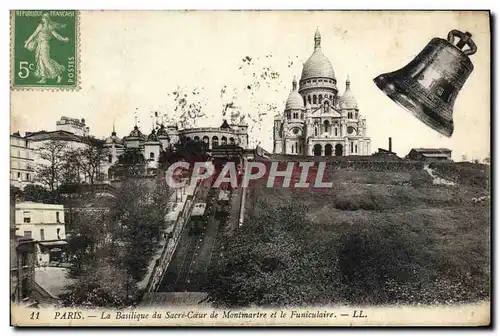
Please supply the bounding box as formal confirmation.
[429,162,490,190]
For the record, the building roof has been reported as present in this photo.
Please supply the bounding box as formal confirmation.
[339,76,358,109]
[285,77,304,110]
[105,131,123,145]
[157,124,169,138]
[146,129,160,142]
[128,125,145,138]
[16,202,64,210]
[411,148,452,153]
[24,130,84,142]
[300,29,335,81]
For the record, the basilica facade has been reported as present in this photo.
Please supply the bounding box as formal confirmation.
[273,29,371,157]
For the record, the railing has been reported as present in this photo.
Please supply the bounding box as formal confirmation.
[145,182,201,293]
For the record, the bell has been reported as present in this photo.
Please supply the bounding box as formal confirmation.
[374,29,477,137]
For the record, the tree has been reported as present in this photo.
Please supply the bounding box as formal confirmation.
[34,140,68,191]
[61,150,82,185]
[21,184,60,204]
[75,138,108,187]
[66,210,109,277]
[206,201,343,308]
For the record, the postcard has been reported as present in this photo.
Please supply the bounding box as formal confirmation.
[10,10,491,327]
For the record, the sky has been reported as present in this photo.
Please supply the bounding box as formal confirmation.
[11,10,491,161]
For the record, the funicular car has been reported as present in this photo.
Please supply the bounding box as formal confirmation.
[189,202,207,235]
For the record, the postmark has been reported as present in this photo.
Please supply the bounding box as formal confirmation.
[11,10,80,91]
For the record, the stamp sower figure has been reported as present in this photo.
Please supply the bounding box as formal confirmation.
[24,13,69,84]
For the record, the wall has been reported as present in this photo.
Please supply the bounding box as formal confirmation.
[15,224,66,242]
[10,136,34,189]
[15,203,66,241]
[10,238,36,303]
[16,204,65,225]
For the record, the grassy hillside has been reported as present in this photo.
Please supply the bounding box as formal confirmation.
[206,163,490,307]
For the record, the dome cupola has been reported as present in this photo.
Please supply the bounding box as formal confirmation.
[156,124,170,139]
[105,124,122,145]
[300,29,336,82]
[339,76,358,110]
[147,129,159,142]
[129,125,143,138]
[285,76,304,110]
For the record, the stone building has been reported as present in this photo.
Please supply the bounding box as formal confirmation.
[14,202,67,266]
[10,132,34,189]
[103,119,249,172]
[406,148,452,161]
[10,200,36,305]
[273,29,371,156]
[11,116,94,189]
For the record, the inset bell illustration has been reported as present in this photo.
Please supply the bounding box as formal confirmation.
[374,29,477,137]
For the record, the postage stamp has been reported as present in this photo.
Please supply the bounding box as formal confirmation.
[10,10,79,90]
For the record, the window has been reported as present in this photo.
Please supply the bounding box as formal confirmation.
[57,228,61,240]
[348,112,353,119]
[221,136,227,145]
[23,231,32,238]
[314,127,318,136]
[324,120,330,133]
[23,211,30,223]
[308,96,311,104]
[108,154,113,163]
[355,144,358,153]
[313,95,317,104]
[150,152,155,160]
[301,113,304,119]
[17,172,21,179]
[319,95,323,104]
[351,142,354,153]
[293,112,298,119]
[56,212,60,223]
[26,173,30,181]
[40,229,45,241]
[286,111,291,119]
[335,127,338,136]
[25,140,29,148]
[229,138,235,145]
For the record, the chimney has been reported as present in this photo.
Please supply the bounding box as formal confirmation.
[388,137,392,153]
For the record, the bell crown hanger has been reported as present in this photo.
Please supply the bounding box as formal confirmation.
[446,29,477,56]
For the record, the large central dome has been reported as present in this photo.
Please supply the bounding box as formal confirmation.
[300,29,336,81]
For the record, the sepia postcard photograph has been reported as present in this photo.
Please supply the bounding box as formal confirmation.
[8,9,491,327]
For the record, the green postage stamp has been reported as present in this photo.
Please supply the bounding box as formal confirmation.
[11,10,79,90]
